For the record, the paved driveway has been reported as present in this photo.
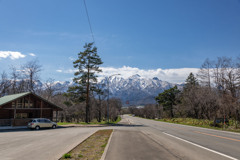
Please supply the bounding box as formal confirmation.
[0,127,98,160]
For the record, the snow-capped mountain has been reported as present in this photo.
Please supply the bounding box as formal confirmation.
[99,74,182,105]
[46,74,183,105]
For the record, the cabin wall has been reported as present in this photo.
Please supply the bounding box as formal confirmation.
[0,109,11,119]
[0,94,58,126]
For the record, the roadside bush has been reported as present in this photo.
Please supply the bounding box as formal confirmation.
[63,153,71,159]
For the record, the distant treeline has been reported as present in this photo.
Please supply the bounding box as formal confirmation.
[125,57,240,128]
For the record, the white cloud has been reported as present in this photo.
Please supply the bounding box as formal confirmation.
[0,51,26,60]
[69,56,75,61]
[56,70,63,73]
[29,53,36,57]
[57,66,199,83]
[98,66,199,83]
[56,69,77,73]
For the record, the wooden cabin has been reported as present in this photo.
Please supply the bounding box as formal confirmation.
[0,92,62,126]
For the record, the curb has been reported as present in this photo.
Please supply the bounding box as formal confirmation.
[100,129,114,160]
[58,131,95,160]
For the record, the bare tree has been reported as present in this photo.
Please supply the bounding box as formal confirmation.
[40,78,66,100]
[21,59,42,93]
[197,58,213,88]
[93,83,108,122]
[108,98,122,121]
[0,72,11,97]
[9,66,20,94]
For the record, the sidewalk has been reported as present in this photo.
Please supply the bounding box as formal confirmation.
[0,126,27,130]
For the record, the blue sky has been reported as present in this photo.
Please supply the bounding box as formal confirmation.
[0,0,240,83]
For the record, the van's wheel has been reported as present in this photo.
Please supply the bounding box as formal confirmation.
[35,126,40,130]
[52,125,56,129]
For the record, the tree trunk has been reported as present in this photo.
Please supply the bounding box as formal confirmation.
[98,108,101,122]
[86,62,90,123]
[236,109,239,129]
[170,105,174,118]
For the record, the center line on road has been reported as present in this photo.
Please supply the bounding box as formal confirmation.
[162,132,238,160]
[194,131,240,142]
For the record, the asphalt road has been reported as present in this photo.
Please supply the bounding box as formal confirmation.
[1,116,240,160]
[0,127,98,160]
[105,115,240,160]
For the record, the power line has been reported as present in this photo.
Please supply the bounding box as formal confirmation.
[83,0,95,43]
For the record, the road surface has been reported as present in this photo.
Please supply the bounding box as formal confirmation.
[1,116,240,160]
[105,115,240,160]
[0,127,98,160]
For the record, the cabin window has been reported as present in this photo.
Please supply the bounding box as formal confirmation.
[11,99,23,108]
[24,99,33,108]
[17,99,23,108]
[12,102,15,108]
[11,98,33,108]
[16,113,28,118]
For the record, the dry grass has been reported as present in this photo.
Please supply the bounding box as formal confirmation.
[157,118,240,133]
[60,129,113,160]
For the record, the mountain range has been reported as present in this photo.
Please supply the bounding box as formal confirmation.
[49,74,183,106]
[99,74,183,105]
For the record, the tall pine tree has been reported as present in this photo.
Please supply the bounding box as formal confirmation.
[184,72,199,90]
[67,43,103,123]
[155,86,180,118]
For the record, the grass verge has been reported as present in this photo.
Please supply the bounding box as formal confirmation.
[60,129,113,160]
[58,116,121,126]
[135,116,240,133]
[156,118,240,133]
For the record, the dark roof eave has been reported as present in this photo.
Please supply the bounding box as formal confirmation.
[0,92,63,111]
[0,92,31,109]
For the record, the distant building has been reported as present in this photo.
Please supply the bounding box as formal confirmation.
[0,92,62,126]
[136,105,144,109]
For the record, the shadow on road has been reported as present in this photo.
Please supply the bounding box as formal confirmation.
[0,127,66,133]
[0,123,144,132]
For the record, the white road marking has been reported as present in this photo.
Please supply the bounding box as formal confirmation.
[159,120,240,136]
[163,132,238,160]
[131,115,240,135]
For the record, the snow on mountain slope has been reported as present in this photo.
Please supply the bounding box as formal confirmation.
[99,74,182,105]
[49,74,183,105]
